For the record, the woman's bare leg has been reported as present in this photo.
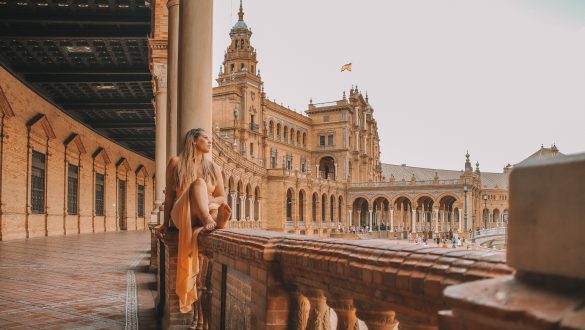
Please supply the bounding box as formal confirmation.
[188,178,216,231]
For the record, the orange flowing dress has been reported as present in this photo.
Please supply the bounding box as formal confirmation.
[170,184,204,313]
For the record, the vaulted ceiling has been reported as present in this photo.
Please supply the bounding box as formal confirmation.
[0,0,154,158]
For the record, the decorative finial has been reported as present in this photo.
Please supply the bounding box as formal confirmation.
[309,98,313,104]
[343,91,346,100]
[238,0,244,21]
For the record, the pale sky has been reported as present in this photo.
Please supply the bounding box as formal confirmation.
[212,0,585,173]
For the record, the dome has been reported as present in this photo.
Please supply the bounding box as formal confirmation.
[232,20,248,30]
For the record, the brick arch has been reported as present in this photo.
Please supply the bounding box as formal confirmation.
[371,194,391,204]
[350,195,371,206]
[391,194,413,206]
[413,193,437,206]
[437,192,459,203]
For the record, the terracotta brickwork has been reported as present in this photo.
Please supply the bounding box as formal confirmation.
[157,229,512,329]
[0,67,155,241]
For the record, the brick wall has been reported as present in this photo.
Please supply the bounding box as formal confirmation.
[0,67,155,240]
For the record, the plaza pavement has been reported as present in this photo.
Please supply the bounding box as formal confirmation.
[0,231,158,329]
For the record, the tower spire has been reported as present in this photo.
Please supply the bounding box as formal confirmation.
[238,0,244,21]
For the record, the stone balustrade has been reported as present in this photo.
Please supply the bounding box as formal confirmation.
[158,228,512,329]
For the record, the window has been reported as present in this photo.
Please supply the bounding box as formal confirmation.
[249,143,254,157]
[323,115,330,122]
[137,184,145,218]
[319,135,325,146]
[95,173,105,216]
[31,151,46,214]
[240,63,245,71]
[230,63,235,73]
[328,135,334,145]
[67,164,79,215]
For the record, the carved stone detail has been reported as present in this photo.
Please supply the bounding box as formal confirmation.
[356,308,398,330]
[288,292,310,330]
[152,63,168,92]
[306,290,331,330]
[328,298,359,330]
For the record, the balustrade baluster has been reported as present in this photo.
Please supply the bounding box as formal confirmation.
[288,291,310,330]
[328,298,359,330]
[305,290,331,330]
[355,303,398,330]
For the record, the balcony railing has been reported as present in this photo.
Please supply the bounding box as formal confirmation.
[157,229,512,329]
[349,179,461,188]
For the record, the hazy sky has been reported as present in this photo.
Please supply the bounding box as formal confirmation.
[212,0,585,173]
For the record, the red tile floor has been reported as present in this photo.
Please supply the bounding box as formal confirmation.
[0,231,159,329]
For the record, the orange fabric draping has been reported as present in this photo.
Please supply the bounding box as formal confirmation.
[170,186,204,313]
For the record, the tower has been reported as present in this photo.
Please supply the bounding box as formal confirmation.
[214,0,263,162]
[217,0,261,87]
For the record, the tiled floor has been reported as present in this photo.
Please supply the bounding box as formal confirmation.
[0,231,159,329]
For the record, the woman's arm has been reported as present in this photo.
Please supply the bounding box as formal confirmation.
[163,157,179,228]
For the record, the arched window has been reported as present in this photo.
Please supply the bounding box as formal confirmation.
[283,126,288,142]
[269,121,274,137]
[321,194,326,222]
[330,195,334,222]
[312,193,317,222]
[286,189,293,219]
[302,133,306,147]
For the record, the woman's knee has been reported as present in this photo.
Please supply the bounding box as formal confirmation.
[189,178,206,191]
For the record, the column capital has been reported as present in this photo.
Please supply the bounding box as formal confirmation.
[167,0,180,8]
[152,63,168,93]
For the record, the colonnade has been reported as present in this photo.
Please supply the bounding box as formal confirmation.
[151,0,214,221]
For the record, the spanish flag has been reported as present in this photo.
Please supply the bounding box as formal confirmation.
[340,63,352,72]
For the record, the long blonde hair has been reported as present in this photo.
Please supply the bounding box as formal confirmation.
[176,128,217,190]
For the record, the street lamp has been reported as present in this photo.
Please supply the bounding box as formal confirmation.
[483,194,488,230]
[463,185,468,236]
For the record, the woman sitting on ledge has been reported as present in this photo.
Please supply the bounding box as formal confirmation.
[160,128,231,313]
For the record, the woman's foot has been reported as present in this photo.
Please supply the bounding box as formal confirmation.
[201,214,216,231]
[215,203,232,229]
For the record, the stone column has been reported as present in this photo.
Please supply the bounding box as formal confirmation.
[177,0,213,141]
[239,195,245,221]
[152,64,167,217]
[369,210,373,231]
[334,162,338,180]
[411,207,416,233]
[458,208,462,233]
[390,208,394,232]
[357,210,361,228]
[257,198,262,225]
[249,198,254,221]
[316,165,320,178]
[166,0,180,159]
[348,209,352,227]
[230,192,236,213]
[434,207,439,233]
